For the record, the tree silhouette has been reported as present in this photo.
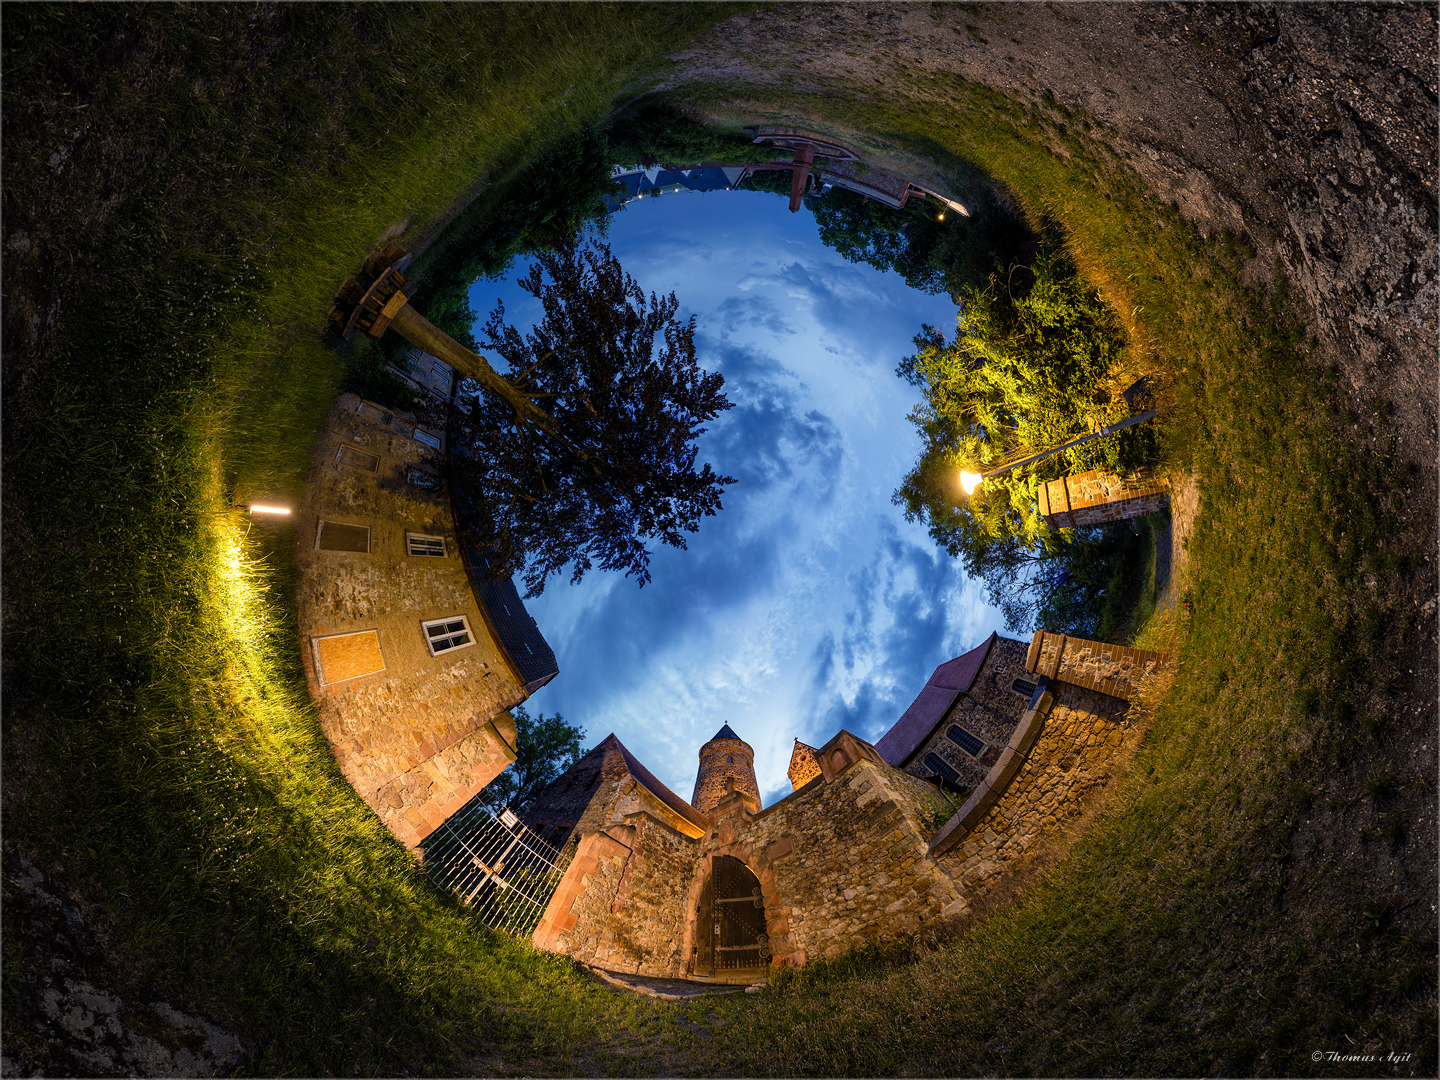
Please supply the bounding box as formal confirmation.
[480,706,585,815]
[445,240,734,596]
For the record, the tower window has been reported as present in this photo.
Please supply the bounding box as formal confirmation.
[923,753,960,787]
[727,756,733,764]
[946,725,984,757]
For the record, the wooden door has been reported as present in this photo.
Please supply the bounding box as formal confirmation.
[694,855,767,976]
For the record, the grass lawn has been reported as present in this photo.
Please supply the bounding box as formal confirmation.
[3,5,1434,1077]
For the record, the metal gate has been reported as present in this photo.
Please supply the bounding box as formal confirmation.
[694,855,768,976]
[421,799,569,937]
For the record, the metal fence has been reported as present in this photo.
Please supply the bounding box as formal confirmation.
[422,798,570,937]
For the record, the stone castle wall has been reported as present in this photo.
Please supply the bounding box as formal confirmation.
[683,735,960,970]
[531,633,1167,977]
[295,393,527,848]
[932,681,1137,914]
[905,635,1033,794]
[1038,469,1170,529]
[532,814,699,975]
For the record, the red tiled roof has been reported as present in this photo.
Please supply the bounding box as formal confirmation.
[874,633,997,766]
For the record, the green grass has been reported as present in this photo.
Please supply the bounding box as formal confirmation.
[631,68,1436,1077]
[3,6,751,1075]
[4,7,1433,1078]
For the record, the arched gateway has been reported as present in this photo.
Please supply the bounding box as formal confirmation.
[694,855,768,977]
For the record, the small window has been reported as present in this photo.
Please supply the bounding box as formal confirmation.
[315,520,371,553]
[923,753,961,787]
[1012,679,1038,698]
[406,533,446,557]
[407,467,439,490]
[413,427,442,450]
[946,725,984,757]
[422,616,473,655]
[336,444,379,472]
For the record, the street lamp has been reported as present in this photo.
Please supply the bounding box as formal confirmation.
[959,408,1159,497]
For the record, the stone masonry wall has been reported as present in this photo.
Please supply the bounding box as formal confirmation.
[296,393,528,849]
[905,635,1033,794]
[586,815,699,975]
[691,737,761,813]
[682,737,961,970]
[531,831,630,959]
[1038,469,1170,529]
[933,681,1136,914]
[531,812,699,975]
[1027,630,1165,701]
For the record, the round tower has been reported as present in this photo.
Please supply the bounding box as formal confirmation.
[690,724,761,813]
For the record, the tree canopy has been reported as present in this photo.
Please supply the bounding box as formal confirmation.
[444,239,734,596]
[893,239,1158,630]
[480,706,585,815]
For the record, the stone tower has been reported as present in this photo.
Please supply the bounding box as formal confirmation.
[690,724,761,813]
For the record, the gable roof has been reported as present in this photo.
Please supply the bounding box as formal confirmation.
[874,633,997,767]
[604,734,710,831]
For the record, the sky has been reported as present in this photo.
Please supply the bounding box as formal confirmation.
[468,187,1005,807]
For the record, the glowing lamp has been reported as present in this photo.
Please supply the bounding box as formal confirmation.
[959,471,983,496]
[248,504,291,515]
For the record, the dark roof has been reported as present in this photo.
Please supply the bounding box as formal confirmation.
[458,541,558,693]
[708,723,742,743]
[874,633,997,767]
[606,734,710,830]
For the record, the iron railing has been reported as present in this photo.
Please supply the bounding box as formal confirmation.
[422,798,569,937]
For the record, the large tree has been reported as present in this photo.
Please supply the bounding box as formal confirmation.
[480,707,585,815]
[441,239,734,596]
[893,240,1156,630]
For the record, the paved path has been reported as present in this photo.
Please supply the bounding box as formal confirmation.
[585,966,761,1000]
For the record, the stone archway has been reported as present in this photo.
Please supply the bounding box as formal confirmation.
[692,854,768,980]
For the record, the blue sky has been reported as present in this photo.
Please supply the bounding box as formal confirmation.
[469,188,1004,806]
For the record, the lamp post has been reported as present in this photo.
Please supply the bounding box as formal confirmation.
[958,408,1159,496]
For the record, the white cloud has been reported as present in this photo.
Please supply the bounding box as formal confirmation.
[472,190,1004,804]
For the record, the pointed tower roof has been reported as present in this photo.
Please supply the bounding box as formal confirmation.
[708,723,742,743]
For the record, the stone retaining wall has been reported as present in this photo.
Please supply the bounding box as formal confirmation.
[932,681,1136,913]
[1026,630,1165,701]
[1038,469,1170,529]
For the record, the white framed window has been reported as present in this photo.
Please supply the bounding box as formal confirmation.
[315,520,371,553]
[336,444,379,472]
[407,467,439,489]
[413,427,442,450]
[407,533,445,557]
[423,616,473,655]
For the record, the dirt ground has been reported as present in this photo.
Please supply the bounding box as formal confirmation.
[662,3,1437,479]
